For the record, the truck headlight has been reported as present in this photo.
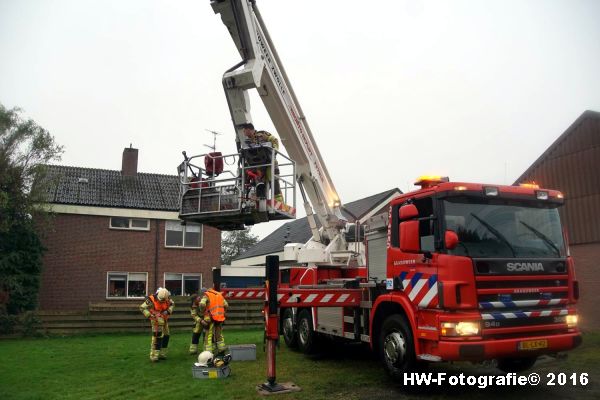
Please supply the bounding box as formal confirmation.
[441,321,480,336]
[566,315,578,328]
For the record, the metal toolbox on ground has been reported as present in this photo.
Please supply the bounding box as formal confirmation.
[191,365,231,379]
[229,344,256,361]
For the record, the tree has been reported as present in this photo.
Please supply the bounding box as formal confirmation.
[221,228,260,265]
[0,103,63,329]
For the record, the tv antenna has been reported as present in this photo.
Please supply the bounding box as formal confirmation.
[204,129,224,152]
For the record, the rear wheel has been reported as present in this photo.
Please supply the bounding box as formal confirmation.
[297,309,318,354]
[379,315,416,380]
[497,356,537,373]
[281,309,297,348]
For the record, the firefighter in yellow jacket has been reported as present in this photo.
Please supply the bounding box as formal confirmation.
[240,122,283,202]
[189,287,229,356]
[140,287,174,362]
[188,289,208,355]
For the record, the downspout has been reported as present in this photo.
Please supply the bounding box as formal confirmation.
[154,219,159,290]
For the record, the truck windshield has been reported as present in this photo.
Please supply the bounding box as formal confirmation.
[443,198,565,258]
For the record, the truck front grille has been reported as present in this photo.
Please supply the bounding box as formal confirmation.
[474,273,572,338]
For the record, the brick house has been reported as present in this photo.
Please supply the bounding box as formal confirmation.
[38,147,221,311]
[515,110,600,330]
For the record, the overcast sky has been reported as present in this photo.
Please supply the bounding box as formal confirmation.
[1,0,599,240]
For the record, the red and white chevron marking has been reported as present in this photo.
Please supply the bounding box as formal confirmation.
[276,289,362,307]
[222,289,265,299]
[222,288,362,307]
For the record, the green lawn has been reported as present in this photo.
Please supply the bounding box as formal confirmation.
[0,329,598,400]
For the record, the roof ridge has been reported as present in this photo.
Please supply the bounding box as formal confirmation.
[45,164,176,178]
[345,187,399,204]
[514,110,600,184]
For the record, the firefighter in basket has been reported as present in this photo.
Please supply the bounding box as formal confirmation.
[189,287,231,366]
[139,287,174,362]
[240,123,283,203]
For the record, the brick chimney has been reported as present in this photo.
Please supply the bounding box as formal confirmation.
[121,145,138,176]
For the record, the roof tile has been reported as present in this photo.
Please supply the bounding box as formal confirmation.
[42,165,179,211]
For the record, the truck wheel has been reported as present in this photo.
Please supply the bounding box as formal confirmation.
[282,309,298,348]
[379,315,416,379]
[497,357,537,373]
[297,309,317,354]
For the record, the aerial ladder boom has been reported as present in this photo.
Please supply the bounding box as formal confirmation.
[211,0,349,250]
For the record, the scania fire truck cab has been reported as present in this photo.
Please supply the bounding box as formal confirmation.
[372,178,580,377]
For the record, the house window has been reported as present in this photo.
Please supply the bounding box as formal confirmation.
[110,217,150,231]
[107,272,148,298]
[165,221,202,248]
[164,273,202,296]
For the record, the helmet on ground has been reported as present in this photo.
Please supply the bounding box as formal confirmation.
[197,351,214,367]
[156,288,170,301]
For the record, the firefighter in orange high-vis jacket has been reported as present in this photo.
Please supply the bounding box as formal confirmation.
[190,287,229,356]
[139,288,174,362]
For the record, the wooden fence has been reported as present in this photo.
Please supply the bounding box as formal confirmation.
[37,297,263,335]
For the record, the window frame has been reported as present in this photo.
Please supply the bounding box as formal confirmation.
[393,194,440,252]
[164,220,203,249]
[412,196,436,252]
[390,204,400,248]
[109,217,150,231]
[106,271,148,299]
[163,272,203,296]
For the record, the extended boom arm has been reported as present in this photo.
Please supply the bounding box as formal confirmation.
[211,0,346,243]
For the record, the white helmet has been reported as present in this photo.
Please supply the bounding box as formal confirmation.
[197,351,214,367]
[156,288,170,301]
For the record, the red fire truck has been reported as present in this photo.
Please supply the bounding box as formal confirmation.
[178,0,581,380]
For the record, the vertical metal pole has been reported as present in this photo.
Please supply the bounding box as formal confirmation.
[271,148,275,204]
[261,255,283,391]
[212,267,221,290]
[266,339,276,384]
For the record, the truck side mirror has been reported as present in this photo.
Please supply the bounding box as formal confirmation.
[399,204,420,253]
[399,204,418,220]
[400,220,420,253]
[445,230,459,250]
